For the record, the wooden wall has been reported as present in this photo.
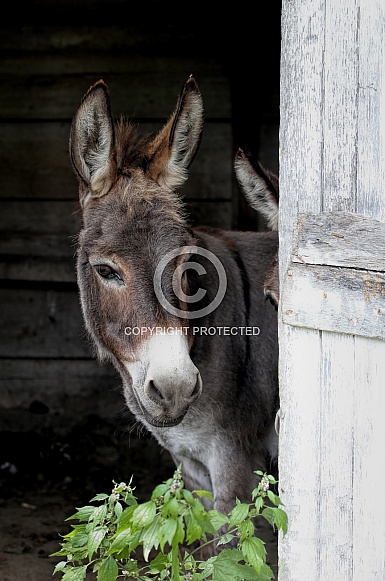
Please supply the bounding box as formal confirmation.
[278,1,385,578]
[0,4,281,434]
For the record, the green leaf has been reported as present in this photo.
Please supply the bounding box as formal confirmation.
[90,493,109,502]
[273,507,288,534]
[159,517,177,551]
[149,552,170,573]
[207,509,228,532]
[142,516,161,561]
[97,555,118,581]
[162,496,179,518]
[117,504,137,531]
[172,516,185,548]
[63,524,88,538]
[216,532,235,547]
[61,566,87,581]
[108,528,133,554]
[257,562,276,581]
[184,512,202,544]
[182,489,195,505]
[66,506,96,522]
[241,536,266,572]
[151,483,169,499]
[267,490,282,507]
[52,560,67,573]
[114,501,123,519]
[253,495,264,513]
[228,502,250,527]
[203,549,260,580]
[262,506,288,533]
[91,504,108,525]
[118,558,138,573]
[121,491,137,506]
[171,546,181,581]
[127,529,142,553]
[237,519,255,541]
[193,490,214,501]
[71,533,89,548]
[132,501,157,527]
[87,526,107,559]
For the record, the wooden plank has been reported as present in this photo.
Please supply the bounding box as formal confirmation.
[0,24,229,56]
[353,336,385,579]
[317,332,355,578]
[0,21,235,145]
[352,3,385,576]
[0,73,231,120]
[0,197,233,282]
[1,358,121,418]
[0,255,77,284]
[278,1,385,580]
[277,327,323,581]
[0,123,232,200]
[282,262,385,339]
[295,212,385,272]
[0,288,91,358]
[356,0,385,223]
[282,210,385,339]
[0,200,80,282]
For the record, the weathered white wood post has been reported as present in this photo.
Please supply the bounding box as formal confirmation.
[278,1,385,579]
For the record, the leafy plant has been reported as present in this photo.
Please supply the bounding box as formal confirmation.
[51,465,287,581]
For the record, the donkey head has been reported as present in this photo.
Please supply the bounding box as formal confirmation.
[70,77,204,428]
[234,148,280,309]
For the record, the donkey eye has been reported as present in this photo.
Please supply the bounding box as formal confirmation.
[94,264,124,284]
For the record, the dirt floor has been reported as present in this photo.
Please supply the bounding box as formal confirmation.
[0,414,278,580]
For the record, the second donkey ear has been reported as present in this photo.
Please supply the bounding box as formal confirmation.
[234,147,279,231]
[146,75,204,191]
[70,80,117,205]
[235,147,280,309]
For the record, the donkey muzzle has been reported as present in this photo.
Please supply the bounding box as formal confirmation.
[142,370,202,426]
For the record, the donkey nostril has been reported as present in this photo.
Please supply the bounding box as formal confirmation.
[146,380,165,404]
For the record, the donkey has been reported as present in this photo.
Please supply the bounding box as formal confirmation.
[234,147,280,309]
[234,147,281,436]
[70,76,279,524]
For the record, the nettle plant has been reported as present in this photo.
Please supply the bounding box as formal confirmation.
[51,466,287,581]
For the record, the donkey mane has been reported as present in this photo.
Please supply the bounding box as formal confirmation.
[114,119,150,171]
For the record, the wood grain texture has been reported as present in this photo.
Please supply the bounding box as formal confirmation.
[282,263,385,339]
[279,1,385,579]
[0,288,91,358]
[1,358,120,416]
[295,211,385,272]
[0,123,232,201]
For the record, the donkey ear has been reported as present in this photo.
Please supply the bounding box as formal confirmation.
[234,148,279,231]
[146,75,204,190]
[264,251,279,310]
[70,80,116,204]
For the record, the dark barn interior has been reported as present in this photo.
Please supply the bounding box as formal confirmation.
[0,3,281,579]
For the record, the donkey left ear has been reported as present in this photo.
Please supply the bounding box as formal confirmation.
[146,75,204,190]
[70,80,117,205]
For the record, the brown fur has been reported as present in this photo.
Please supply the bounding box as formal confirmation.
[70,77,279,550]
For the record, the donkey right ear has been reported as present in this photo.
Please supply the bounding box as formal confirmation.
[70,80,116,205]
[146,75,204,191]
[234,148,279,231]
